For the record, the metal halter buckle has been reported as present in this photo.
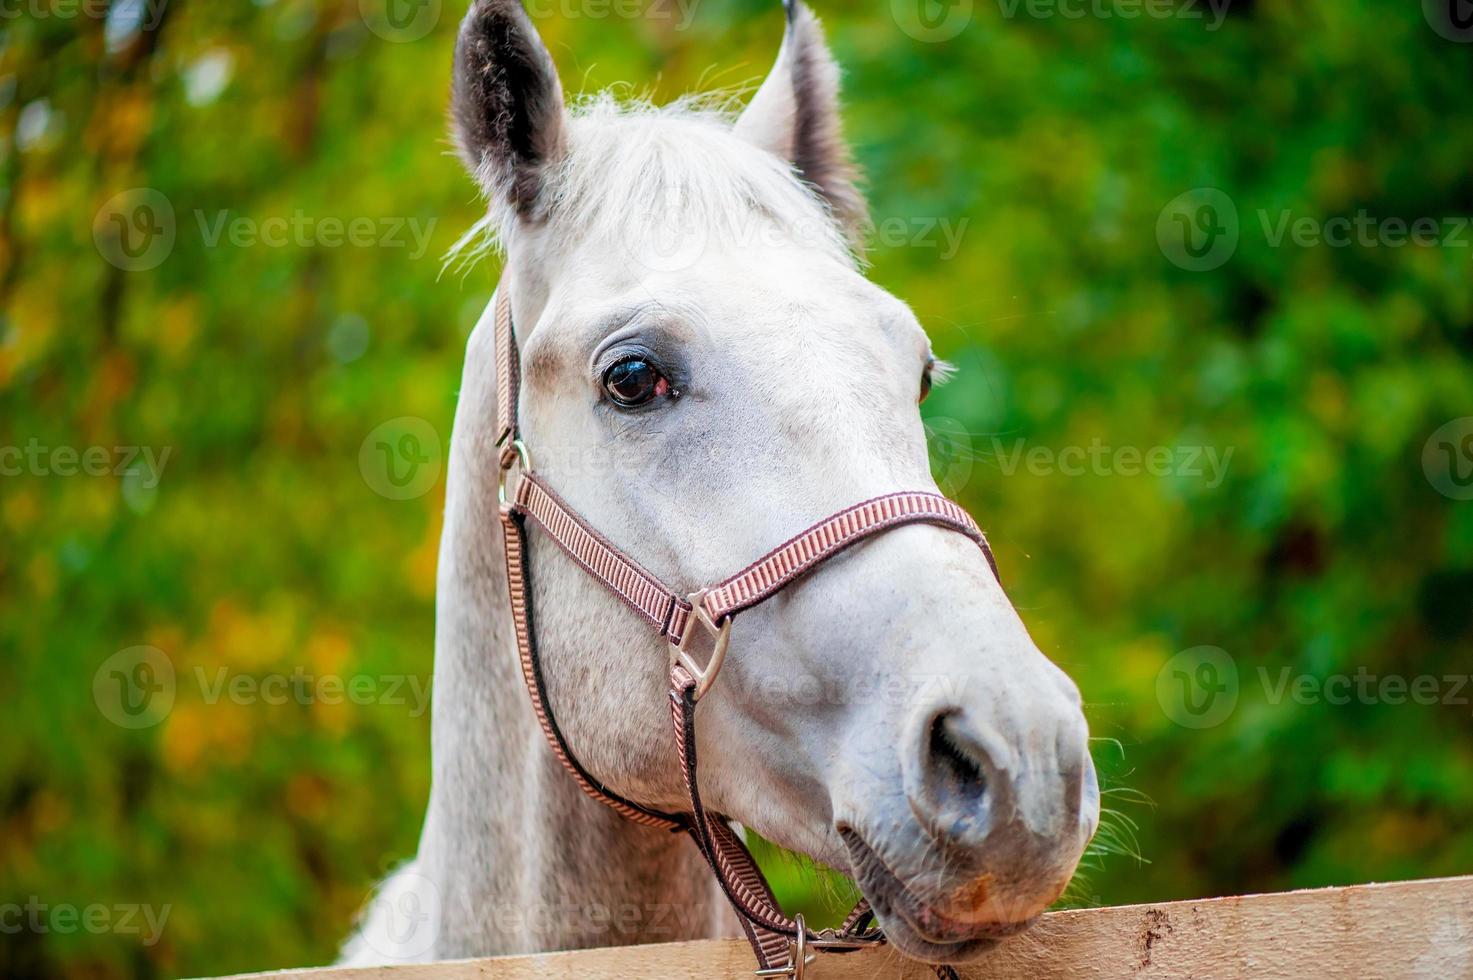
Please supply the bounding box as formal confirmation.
[754,914,817,979]
[670,588,732,701]
[497,438,531,509]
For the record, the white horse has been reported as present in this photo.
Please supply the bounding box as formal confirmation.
[343,0,1098,969]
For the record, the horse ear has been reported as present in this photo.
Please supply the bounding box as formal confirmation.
[451,0,567,218]
[734,1,867,243]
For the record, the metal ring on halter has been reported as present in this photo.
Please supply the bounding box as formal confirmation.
[753,913,816,979]
[497,438,532,509]
[670,588,733,701]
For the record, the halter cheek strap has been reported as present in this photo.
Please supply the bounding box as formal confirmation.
[492,286,990,979]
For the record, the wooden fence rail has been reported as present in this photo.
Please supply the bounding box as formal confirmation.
[215,875,1472,979]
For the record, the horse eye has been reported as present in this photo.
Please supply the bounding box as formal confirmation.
[919,360,935,404]
[603,357,669,408]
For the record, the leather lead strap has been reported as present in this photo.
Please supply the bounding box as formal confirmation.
[499,507,686,831]
[670,667,799,940]
[670,666,881,971]
[493,285,993,979]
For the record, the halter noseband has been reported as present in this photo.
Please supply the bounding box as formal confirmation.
[491,285,995,979]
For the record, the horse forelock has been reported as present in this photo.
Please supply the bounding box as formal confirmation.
[450,93,857,271]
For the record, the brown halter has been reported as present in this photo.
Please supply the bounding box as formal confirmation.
[492,285,995,978]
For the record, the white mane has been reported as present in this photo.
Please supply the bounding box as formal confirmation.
[451,94,856,269]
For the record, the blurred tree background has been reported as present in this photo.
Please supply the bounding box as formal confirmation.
[2,0,1471,976]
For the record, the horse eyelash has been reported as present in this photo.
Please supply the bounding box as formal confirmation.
[928,358,958,386]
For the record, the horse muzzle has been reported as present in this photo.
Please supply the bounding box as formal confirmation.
[832,672,1100,964]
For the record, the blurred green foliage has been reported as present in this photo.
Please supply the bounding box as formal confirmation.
[2,0,1471,977]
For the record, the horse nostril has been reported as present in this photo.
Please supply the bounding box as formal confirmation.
[906,707,1016,847]
[927,711,990,807]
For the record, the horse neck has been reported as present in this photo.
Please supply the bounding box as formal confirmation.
[416,305,723,956]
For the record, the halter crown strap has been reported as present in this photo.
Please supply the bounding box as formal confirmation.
[493,282,520,458]
[492,286,980,979]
